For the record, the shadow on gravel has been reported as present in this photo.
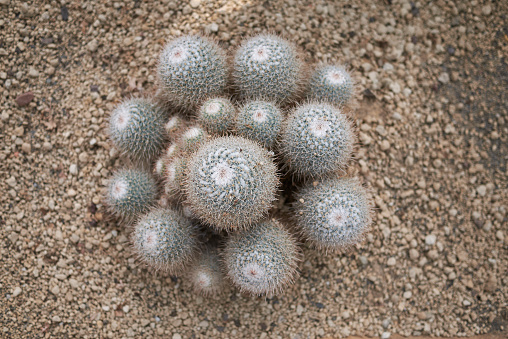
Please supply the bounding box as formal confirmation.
[438,28,507,176]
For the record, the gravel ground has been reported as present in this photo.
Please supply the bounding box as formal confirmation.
[1,0,507,338]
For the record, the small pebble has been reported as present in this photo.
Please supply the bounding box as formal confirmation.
[189,0,200,8]
[12,287,22,297]
[15,92,34,107]
[425,234,436,246]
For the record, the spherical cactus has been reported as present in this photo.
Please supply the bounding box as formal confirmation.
[293,178,372,251]
[233,34,304,103]
[308,64,354,106]
[109,98,166,161]
[185,136,279,231]
[223,219,299,295]
[197,97,236,135]
[187,246,225,295]
[132,207,198,272]
[177,126,208,154]
[106,169,157,220]
[280,102,355,178]
[164,156,188,198]
[235,100,283,149]
[158,35,227,108]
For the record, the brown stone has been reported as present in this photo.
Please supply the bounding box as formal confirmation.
[15,91,34,107]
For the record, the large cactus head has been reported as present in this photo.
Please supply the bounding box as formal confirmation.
[197,97,236,136]
[232,34,305,103]
[223,219,299,295]
[158,35,227,108]
[132,207,199,273]
[185,136,279,231]
[106,169,157,220]
[109,97,166,162]
[307,64,354,106]
[293,178,372,252]
[280,102,355,178]
[235,100,283,149]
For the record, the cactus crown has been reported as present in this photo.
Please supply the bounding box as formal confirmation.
[197,97,236,135]
[185,136,279,231]
[106,169,157,220]
[280,102,355,178]
[308,64,354,106]
[132,207,198,273]
[233,34,303,103]
[224,219,299,295]
[294,178,372,251]
[235,100,283,149]
[109,98,166,161]
[158,35,227,108]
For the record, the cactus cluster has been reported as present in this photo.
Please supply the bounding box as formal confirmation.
[106,33,373,296]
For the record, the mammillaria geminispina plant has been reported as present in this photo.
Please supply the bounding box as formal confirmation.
[106,33,373,296]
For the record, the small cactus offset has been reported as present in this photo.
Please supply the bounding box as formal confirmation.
[233,34,304,103]
[165,115,186,140]
[158,35,227,108]
[293,178,372,252]
[176,126,208,155]
[280,102,356,178]
[235,100,283,149]
[223,219,299,295]
[197,97,236,135]
[106,169,157,220]
[187,246,225,295]
[185,136,279,231]
[109,97,166,161]
[163,156,188,198]
[308,64,354,106]
[106,32,374,297]
[132,207,199,273]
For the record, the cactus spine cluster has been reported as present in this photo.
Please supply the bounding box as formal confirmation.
[107,169,157,220]
[293,178,372,251]
[233,34,304,103]
[187,246,225,295]
[224,219,299,295]
[185,136,279,231]
[280,102,355,178]
[132,208,198,272]
[109,98,166,161]
[107,33,373,297]
[197,97,236,135]
[308,65,354,106]
[235,100,283,149]
[158,35,227,108]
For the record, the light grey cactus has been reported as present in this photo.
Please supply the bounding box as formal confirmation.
[223,219,299,295]
[235,100,283,149]
[158,35,227,108]
[308,64,354,106]
[293,178,372,251]
[280,102,355,178]
[106,169,157,220]
[109,97,166,161]
[132,207,199,272]
[185,136,279,231]
[232,34,304,103]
